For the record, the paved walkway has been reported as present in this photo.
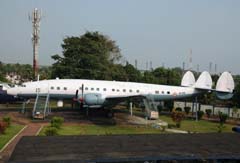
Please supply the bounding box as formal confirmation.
[0,123,42,163]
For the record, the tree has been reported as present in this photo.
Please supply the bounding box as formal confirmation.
[124,63,142,82]
[51,31,122,80]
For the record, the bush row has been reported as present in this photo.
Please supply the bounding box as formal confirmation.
[0,116,11,134]
[44,116,64,136]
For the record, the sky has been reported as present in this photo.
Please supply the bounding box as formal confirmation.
[0,0,240,74]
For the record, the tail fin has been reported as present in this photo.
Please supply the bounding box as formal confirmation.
[215,72,234,100]
[194,71,212,90]
[181,71,195,87]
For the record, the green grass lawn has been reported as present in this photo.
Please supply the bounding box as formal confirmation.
[0,124,24,150]
[39,124,165,136]
[39,115,235,136]
[159,115,234,133]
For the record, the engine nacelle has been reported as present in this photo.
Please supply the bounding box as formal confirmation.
[84,93,105,105]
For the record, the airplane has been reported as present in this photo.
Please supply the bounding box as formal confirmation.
[6,71,234,118]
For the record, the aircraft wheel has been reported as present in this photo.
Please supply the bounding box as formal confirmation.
[106,111,114,118]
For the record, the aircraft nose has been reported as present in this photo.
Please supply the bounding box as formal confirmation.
[7,87,18,96]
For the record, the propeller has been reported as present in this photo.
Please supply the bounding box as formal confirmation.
[80,84,84,108]
[73,90,78,101]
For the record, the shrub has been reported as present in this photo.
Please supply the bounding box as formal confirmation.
[0,121,8,134]
[171,111,185,128]
[3,116,11,127]
[184,107,191,115]
[205,109,212,118]
[197,111,204,120]
[175,107,182,112]
[218,112,228,125]
[44,126,58,136]
[51,116,64,129]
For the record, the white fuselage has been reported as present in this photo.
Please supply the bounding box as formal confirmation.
[7,79,199,105]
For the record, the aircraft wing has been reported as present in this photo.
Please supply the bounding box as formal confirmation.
[104,95,145,107]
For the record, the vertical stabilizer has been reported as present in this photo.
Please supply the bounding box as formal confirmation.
[194,71,212,90]
[181,71,195,87]
[216,72,234,93]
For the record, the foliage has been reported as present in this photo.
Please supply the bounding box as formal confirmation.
[171,111,185,128]
[184,107,191,115]
[44,126,58,136]
[51,31,122,79]
[51,116,64,129]
[218,112,228,125]
[205,109,212,118]
[197,111,204,120]
[2,116,11,127]
[0,121,7,134]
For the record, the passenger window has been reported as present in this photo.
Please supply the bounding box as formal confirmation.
[103,88,107,91]
[50,86,54,90]
[96,88,100,91]
[155,91,159,94]
[117,89,120,92]
[112,89,115,92]
[91,88,94,91]
[85,87,88,90]
[167,91,170,94]
[79,87,82,90]
[129,89,132,93]
[64,87,67,90]
[123,89,126,92]
[136,90,140,93]
[162,91,164,94]
[57,87,60,90]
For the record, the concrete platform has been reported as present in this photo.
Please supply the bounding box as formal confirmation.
[9,133,240,163]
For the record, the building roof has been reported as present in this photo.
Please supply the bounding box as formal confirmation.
[9,133,240,163]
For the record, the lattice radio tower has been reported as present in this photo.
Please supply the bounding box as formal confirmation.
[29,8,42,80]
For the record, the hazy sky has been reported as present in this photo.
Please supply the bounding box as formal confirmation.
[0,0,240,74]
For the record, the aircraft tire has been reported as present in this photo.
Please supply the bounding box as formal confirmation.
[106,111,114,118]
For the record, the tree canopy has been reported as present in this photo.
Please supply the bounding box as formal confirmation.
[51,31,121,79]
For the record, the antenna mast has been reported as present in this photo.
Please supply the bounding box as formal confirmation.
[29,8,41,80]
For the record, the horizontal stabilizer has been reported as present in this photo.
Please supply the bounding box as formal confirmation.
[215,72,234,100]
[181,71,195,87]
[194,71,212,90]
